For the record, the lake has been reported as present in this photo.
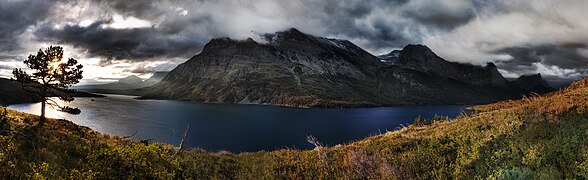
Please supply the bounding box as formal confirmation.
[6,94,469,152]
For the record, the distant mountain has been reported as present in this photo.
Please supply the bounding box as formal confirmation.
[118,75,143,85]
[76,72,169,91]
[0,78,103,106]
[139,28,553,108]
[510,73,554,94]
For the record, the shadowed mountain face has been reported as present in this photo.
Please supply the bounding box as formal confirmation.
[510,73,555,94]
[139,28,553,108]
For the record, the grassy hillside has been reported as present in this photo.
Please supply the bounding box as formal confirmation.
[1,78,587,179]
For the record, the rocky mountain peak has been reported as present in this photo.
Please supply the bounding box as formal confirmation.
[512,73,554,94]
[199,37,262,56]
[517,73,544,81]
[263,28,310,43]
[400,44,434,54]
[397,44,440,65]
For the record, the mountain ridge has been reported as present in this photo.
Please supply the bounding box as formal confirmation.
[76,71,169,92]
[139,28,553,108]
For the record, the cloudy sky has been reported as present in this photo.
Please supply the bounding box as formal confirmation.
[0,0,587,86]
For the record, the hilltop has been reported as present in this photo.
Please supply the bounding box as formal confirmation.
[1,77,587,179]
[0,78,104,106]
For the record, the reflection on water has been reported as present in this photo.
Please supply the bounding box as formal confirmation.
[18,97,70,119]
[7,94,469,152]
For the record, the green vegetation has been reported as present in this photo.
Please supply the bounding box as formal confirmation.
[1,78,588,179]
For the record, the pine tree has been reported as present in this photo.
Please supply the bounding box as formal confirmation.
[12,46,83,126]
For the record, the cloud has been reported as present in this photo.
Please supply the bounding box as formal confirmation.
[0,64,12,70]
[0,0,587,84]
[123,61,178,74]
[0,0,53,51]
[35,20,204,64]
[402,0,477,29]
[425,1,588,63]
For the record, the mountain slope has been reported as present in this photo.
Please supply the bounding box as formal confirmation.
[140,28,548,107]
[143,71,169,87]
[511,73,555,94]
[1,78,586,179]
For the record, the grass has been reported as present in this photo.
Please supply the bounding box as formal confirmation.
[1,78,588,179]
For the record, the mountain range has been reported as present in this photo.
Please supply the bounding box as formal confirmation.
[137,28,553,108]
[75,72,168,93]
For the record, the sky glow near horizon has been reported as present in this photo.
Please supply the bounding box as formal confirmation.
[0,0,587,86]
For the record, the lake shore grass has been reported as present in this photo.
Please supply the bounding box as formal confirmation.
[1,78,588,179]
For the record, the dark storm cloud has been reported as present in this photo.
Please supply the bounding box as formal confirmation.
[94,0,166,20]
[35,20,204,64]
[494,44,588,87]
[402,0,478,29]
[1,0,588,83]
[314,0,418,50]
[496,44,588,70]
[33,0,423,61]
[0,0,52,51]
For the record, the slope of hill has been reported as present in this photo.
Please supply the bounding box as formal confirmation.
[139,28,552,108]
[0,78,39,105]
[0,78,103,106]
[1,77,586,179]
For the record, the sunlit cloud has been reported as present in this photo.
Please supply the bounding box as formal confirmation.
[107,14,152,29]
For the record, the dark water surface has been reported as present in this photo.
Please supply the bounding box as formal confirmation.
[7,94,469,152]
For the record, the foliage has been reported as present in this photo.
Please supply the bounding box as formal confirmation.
[12,46,83,125]
[1,78,588,178]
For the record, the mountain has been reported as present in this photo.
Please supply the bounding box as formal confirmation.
[143,71,169,86]
[117,75,143,85]
[139,28,553,108]
[377,50,401,63]
[510,73,554,94]
[0,78,104,106]
[76,72,169,92]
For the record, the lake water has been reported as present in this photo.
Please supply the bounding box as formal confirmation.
[6,94,469,152]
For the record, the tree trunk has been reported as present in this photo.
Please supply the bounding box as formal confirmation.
[39,86,47,126]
